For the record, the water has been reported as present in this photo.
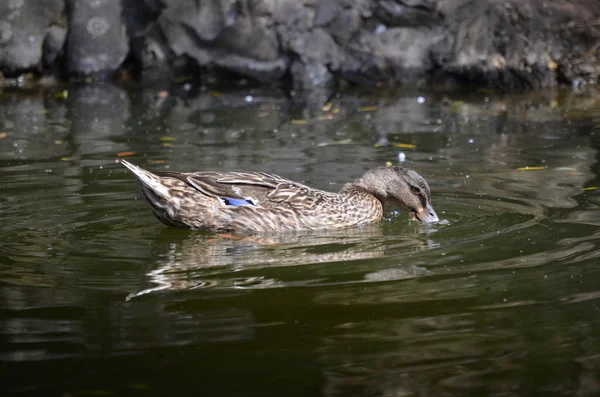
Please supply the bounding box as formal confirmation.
[2,84,600,396]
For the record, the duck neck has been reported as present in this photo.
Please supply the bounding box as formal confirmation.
[344,173,388,203]
[341,180,386,203]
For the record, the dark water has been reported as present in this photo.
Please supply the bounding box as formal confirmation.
[2,84,600,396]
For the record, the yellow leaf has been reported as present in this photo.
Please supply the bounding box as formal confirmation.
[316,115,333,121]
[60,156,73,161]
[584,186,598,191]
[332,108,340,114]
[54,90,68,99]
[54,140,63,144]
[321,102,332,112]
[385,161,393,167]
[162,142,173,148]
[0,132,7,140]
[292,119,307,124]
[516,166,547,171]
[159,136,176,141]
[117,151,135,157]
[358,106,377,112]
[547,59,558,71]
[393,143,416,149]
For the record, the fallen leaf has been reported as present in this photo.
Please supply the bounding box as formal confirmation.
[332,108,340,114]
[358,106,377,112]
[148,159,166,164]
[584,186,598,191]
[159,136,176,141]
[292,119,308,124]
[60,156,73,161]
[516,166,547,171]
[394,143,416,149]
[117,151,135,157]
[385,161,393,167]
[316,115,333,121]
[209,91,220,97]
[0,132,7,140]
[162,142,173,148]
[321,102,332,112]
[55,90,68,99]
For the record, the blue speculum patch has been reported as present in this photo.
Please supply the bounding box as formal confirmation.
[222,198,255,206]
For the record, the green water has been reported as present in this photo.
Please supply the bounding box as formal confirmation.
[2,84,600,396]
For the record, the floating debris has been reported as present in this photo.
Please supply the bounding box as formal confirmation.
[158,90,168,98]
[159,136,176,141]
[417,96,425,104]
[245,95,253,102]
[60,156,73,161]
[398,152,406,162]
[332,108,340,114]
[321,102,332,112]
[148,159,166,164]
[0,132,7,140]
[316,139,353,147]
[117,151,135,157]
[358,106,377,112]
[516,166,547,171]
[394,143,416,149]
[291,119,308,125]
[55,90,68,99]
[316,115,333,121]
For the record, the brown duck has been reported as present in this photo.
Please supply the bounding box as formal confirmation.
[120,160,438,233]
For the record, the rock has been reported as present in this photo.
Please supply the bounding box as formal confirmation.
[290,59,333,91]
[64,0,129,78]
[150,0,287,82]
[0,0,64,75]
[1,0,600,90]
[431,0,600,89]
[42,25,66,67]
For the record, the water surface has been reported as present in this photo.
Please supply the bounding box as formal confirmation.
[2,85,600,396]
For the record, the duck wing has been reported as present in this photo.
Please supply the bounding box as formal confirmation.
[157,171,315,207]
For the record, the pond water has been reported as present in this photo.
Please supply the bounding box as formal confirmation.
[2,84,600,396]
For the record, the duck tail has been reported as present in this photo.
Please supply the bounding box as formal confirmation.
[119,159,170,198]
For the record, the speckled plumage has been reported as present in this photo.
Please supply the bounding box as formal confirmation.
[120,160,438,233]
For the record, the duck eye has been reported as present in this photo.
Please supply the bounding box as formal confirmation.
[411,186,427,206]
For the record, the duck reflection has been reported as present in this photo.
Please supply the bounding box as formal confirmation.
[128,224,438,300]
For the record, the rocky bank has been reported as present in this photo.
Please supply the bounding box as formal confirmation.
[1,0,600,91]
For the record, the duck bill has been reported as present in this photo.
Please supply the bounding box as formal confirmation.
[415,203,439,223]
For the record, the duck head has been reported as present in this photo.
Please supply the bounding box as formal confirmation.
[352,166,439,223]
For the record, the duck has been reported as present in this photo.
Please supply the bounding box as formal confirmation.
[119,159,439,233]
